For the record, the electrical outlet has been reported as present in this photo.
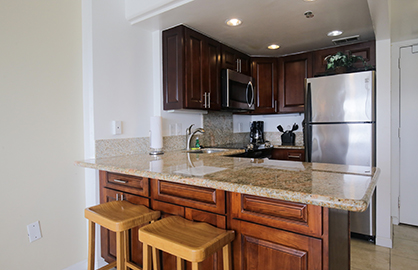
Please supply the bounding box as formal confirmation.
[176,123,182,135]
[113,121,122,135]
[27,221,42,243]
[169,124,175,136]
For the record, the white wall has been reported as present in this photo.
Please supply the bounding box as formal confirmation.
[0,0,86,269]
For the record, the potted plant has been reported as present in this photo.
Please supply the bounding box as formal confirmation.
[324,51,371,73]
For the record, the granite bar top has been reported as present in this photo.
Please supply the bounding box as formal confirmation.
[75,150,379,212]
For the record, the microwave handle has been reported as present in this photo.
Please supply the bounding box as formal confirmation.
[246,81,254,108]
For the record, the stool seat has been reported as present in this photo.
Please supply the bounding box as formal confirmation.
[85,200,160,232]
[85,200,160,270]
[139,215,234,269]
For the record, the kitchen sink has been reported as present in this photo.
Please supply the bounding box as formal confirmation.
[185,148,228,154]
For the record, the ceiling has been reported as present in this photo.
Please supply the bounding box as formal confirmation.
[135,0,376,56]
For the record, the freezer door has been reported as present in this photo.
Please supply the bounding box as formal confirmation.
[307,71,375,123]
[310,123,375,167]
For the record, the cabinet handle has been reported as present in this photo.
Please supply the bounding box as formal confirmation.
[275,100,277,112]
[113,179,127,184]
[208,92,211,108]
[237,59,242,73]
[203,92,207,108]
[116,193,119,200]
[288,154,302,159]
[121,194,125,201]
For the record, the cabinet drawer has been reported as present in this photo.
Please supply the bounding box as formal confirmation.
[231,193,322,237]
[151,179,226,214]
[100,171,149,197]
[271,148,305,161]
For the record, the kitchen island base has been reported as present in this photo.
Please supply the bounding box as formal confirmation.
[98,171,349,270]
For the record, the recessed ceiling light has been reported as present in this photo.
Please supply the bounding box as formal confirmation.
[268,44,280,50]
[226,18,242,26]
[327,30,343,37]
[304,10,314,18]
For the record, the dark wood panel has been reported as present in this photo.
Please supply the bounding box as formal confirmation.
[151,178,226,214]
[221,44,251,76]
[163,25,184,110]
[278,53,312,113]
[271,148,306,161]
[231,219,322,270]
[207,38,221,110]
[185,28,205,109]
[251,58,277,114]
[231,193,322,237]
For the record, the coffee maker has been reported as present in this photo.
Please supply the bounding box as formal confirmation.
[250,121,265,145]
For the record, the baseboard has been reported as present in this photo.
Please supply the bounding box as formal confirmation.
[375,236,392,248]
[392,216,400,225]
[63,258,109,270]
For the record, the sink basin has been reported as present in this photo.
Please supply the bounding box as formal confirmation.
[185,148,228,154]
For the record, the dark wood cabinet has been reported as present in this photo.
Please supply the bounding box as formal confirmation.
[98,171,347,270]
[231,219,322,270]
[271,148,305,161]
[278,53,312,113]
[312,41,376,76]
[221,44,251,76]
[251,58,278,114]
[163,25,221,110]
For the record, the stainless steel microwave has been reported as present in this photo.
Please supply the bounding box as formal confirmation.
[221,69,255,111]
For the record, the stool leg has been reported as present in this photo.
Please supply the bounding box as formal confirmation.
[87,221,95,270]
[143,243,152,270]
[191,262,201,270]
[124,230,129,270]
[223,243,232,270]
[176,257,184,270]
[152,247,161,270]
[116,231,125,270]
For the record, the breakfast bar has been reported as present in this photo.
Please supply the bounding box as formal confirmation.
[76,149,379,270]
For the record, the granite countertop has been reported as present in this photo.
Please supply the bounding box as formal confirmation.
[75,149,379,212]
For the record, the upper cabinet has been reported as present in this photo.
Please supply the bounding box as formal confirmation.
[163,25,221,111]
[221,44,251,76]
[251,58,278,114]
[278,52,312,113]
[312,40,376,76]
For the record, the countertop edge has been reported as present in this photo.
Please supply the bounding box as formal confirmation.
[75,160,374,212]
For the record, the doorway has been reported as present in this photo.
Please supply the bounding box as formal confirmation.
[399,44,418,226]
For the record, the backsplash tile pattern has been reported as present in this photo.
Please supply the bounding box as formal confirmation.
[95,112,304,158]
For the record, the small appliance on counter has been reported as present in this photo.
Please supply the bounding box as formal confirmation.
[277,123,298,146]
[227,121,273,159]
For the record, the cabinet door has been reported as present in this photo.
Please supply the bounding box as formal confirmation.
[221,44,251,76]
[251,58,278,114]
[278,53,312,113]
[206,38,221,110]
[163,25,184,110]
[312,41,375,76]
[185,28,206,109]
[231,219,322,270]
[100,188,150,267]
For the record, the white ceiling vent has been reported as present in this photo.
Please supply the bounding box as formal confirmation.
[332,35,360,45]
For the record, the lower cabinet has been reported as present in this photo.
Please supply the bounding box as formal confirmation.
[99,171,334,270]
[230,219,322,270]
[271,148,305,161]
[100,187,150,268]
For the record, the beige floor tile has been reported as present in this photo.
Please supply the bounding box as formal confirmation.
[391,254,418,270]
[393,224,418,242]
[351,238,390,253]
[392,237,418,261]
[351,245,390,270]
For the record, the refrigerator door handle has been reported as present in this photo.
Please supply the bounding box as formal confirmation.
[305,82,312,162]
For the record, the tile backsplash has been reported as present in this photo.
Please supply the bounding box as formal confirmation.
[95,111,303,158]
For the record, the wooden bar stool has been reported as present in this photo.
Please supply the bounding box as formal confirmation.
[85,200,160,270]
[138,215,235,270]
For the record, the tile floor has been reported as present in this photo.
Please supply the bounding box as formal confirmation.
[351,224,418,270]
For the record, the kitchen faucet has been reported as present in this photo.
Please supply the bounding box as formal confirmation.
[186,124,205,150]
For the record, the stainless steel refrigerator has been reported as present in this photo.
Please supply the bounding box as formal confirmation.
[304,70,376,241]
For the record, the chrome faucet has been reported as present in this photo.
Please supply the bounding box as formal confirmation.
[186,124,205,150]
